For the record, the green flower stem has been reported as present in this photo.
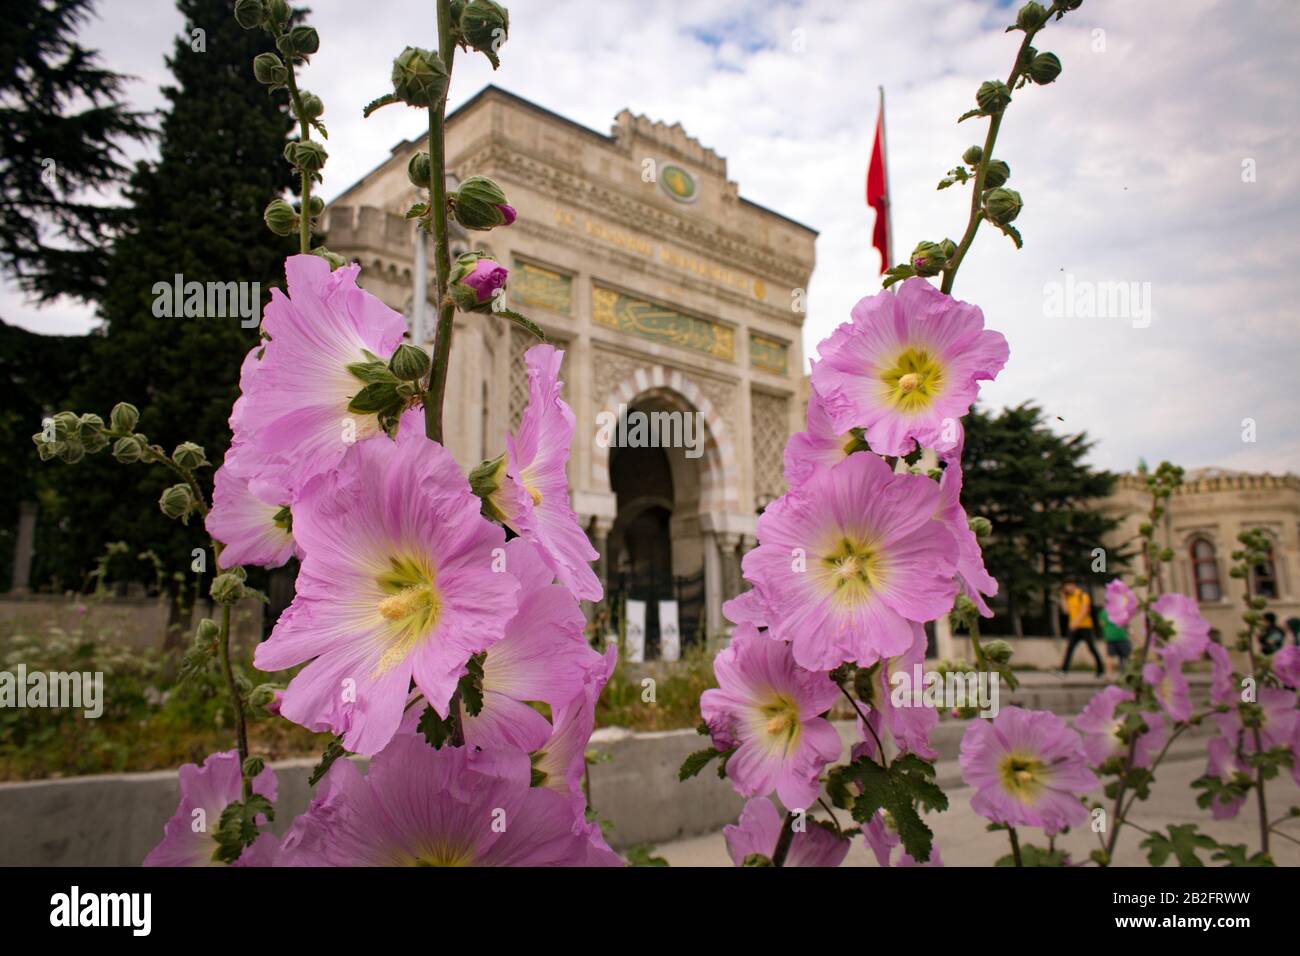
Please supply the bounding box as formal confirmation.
[1103,488,1165,861]
[424,0,459,446]
[941,5,1058,294]
[1240,573,1270,857]
[283,66,313,255]
[1008,825,1023,867]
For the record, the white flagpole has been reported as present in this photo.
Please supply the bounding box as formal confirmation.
[879,85,893,267]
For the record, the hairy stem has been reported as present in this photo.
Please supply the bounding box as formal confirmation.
[424,0,458,445]
[283,58,313,255]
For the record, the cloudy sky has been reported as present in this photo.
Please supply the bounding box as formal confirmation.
[6,0,1299,474]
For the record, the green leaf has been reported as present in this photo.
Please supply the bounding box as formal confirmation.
[418,704,454,749]
[624,844,670,867]
[1211,843,1274,867]
[881,263,916,289]
[840,752,947,863]
[362,92,400,118]
[998,222,1024,249]
[1140,824,1218,867]
[458,653,486,717]
[498,308,547,343]
[679,747,722,781]
[308,736,347,787]
[957,108,982,123]
[211,793,275,864]
[347,381,400,414]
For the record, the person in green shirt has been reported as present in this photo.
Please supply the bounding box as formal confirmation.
[1097,607,1132,679]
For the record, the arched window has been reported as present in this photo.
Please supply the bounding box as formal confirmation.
[1251,543,1279,599]
[1189,537,1221,602]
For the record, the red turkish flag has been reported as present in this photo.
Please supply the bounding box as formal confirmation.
[866,107,889,274]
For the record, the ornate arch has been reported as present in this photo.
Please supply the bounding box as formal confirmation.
[594,364,738,511]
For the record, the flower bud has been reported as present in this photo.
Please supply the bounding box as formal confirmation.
[284,140,327,174]
[233,0,265,29]
[249,684,280,709]
[242,755,266,777]
[389,343,431,381]
[263,198,299,236]
[983,187,1023,225]
[469,454,509,521]
[160,483,195,521]
[983,639,1014,664]
[112,436,144,464]
[252,52,288,87]
[968,515,993,540]
[288,25,319,56]
[962,145,983,166]
[264,0,290,27]
[210,569,247,605]
[195,617,220,649]
[297,92,324,123]
[450,175,515,230]
[172,442,207,470]
[310,245,349,270]
[1027,51,1062,85]
[407,151,433,189]
[976,80,1012,115]
[981,159,1010,189]
[1015,2,1050,32]
[109,401,139,433]
[56,442,85,464]
[459,0,510,69]
[391,47,449,108]
[449,254,508,312]
[909,240,949,277]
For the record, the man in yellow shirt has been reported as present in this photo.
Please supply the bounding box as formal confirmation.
[1060,580,1103,677]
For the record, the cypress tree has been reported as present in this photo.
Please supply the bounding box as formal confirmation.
[39,0,298,591]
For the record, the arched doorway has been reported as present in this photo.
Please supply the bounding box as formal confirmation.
[606,392,707,652]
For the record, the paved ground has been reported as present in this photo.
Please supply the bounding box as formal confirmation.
[657,745,1300,867]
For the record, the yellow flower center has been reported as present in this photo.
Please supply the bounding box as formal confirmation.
[823,536,886,605]
[373,555,441,675]
[882,347,945,413]
[759,693,801,755]
[528,485,543,506]
[401,840,476,867]
[998,752,1046,803]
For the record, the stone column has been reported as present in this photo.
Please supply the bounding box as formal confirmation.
[703,529,722,639]
[718,531,742,605]
[9,501,37,593]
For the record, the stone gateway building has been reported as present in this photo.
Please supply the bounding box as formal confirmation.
[324,86,817,645]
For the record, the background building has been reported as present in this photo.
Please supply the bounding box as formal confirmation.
[323,86,817,645]
[1101,468,1300,642]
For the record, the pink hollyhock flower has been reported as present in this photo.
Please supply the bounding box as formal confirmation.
[280,735,621,866]
[809,277,1008,458]
[533,644,619,820]
[206,444,295,569]
[1151,593,1210,664]
[236,255,407,494]
[1206,639,1236,705]
[782,391,860,487]
[1202,735,1248,820]
[854,622,939,760]
[1073,686,1167,769]
[486,344,601,602]
[498,204,517,225]
[737,452,958,670]
[863,810,944,867]
[1143,661,1192,723]
[958,706,1098,836]
[459,257,509,305]
[724,797,849,867]
[1213,687,1298,754]
[1104,580,1138,629]
[143,750,277,867]
[459,539,604,753]
[700,623,842,810]
[934,462,997,616]
[254,414,518,756]
[1270,644,1300,687]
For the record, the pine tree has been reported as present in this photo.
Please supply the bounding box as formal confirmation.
[0,0,150,303]
[38,0,298,591]
[961,402,1123,636]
